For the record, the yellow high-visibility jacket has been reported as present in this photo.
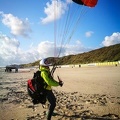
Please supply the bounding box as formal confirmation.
[40,66,59,90]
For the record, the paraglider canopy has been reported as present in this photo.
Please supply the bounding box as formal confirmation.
[72,0,98,7]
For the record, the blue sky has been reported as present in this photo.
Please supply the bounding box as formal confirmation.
[0,0,120,66]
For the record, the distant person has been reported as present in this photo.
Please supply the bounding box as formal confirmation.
[39,58,63,120]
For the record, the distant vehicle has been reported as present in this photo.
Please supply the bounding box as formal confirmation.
[5,64,20,73]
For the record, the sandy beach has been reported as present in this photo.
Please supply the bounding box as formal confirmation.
[0,66,120,120]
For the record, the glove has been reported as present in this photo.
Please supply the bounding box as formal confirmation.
[59,80,63,87]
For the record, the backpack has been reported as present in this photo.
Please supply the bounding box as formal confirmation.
[27,70,47,105]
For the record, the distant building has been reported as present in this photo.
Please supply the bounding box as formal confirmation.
[5,64,19,73]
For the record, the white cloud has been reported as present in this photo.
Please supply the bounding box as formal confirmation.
[41,0,67,24]
[102,32,120,46]
[85,31,94,37]
[0,33,90,66]
[66,0,73,4]
[37,41,55,58]
[0,33,40,66]
[37,40,89,57]
[64,40,90,55]
[0,33,55,66]
[0,12,32,37]
[0,33,20,66]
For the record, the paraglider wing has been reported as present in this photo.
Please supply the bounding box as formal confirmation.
[72,0,84,5]
[72,0,98,7]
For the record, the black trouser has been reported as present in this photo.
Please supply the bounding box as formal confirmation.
[46,90,56,120]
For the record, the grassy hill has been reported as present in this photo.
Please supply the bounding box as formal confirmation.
[21,44,120,67]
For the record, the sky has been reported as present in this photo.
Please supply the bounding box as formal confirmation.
[0,0,120,67]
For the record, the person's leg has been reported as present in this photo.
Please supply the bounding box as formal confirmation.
[46,90,56,120]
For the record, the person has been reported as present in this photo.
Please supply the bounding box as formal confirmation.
[39,58,63,120]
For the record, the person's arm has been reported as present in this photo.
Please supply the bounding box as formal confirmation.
[41,71,59,86]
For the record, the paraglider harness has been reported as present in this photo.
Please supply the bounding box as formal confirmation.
[27,70,48,105]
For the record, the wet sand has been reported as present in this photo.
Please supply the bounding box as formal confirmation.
[0,66,120,120]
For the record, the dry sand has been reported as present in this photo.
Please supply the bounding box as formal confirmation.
[0,66,120,120]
